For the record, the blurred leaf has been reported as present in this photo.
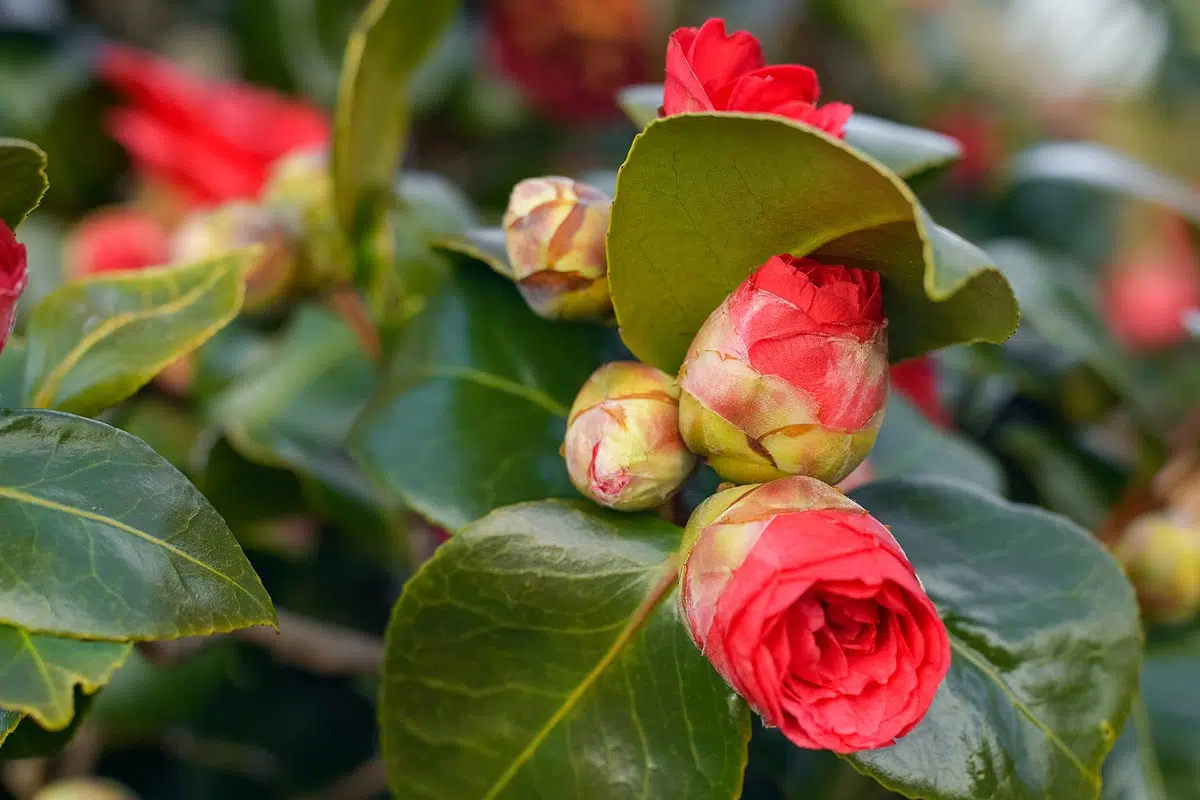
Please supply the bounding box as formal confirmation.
[23,251,256,416]
[1101,698,1167,800]
[0,691,95,760]
[352,263,611,530]
[12,214,65,330]
[0,138,47,228]
[433,227,512,278]
[607,114,1018,371]
[379,501,750,798]
[0,338,25,408]
[1008,143,1200,223]
[191,319,274,401]
[0,410,275,640]
[1141,650,1200,798]
[115,399,205,473]
[848,480,1142,800]
[0,628,128,730]
[616,85,963,181]
[871,393,1006,493]
[332,0,459,235]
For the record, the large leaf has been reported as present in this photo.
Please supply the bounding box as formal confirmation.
[616,85,962,182]
[1140,651,1200,798]
[23,251,256,416]
[352,263,613,531]
[332,0,460,235]
[0,410,276,640]
[847,480,1143,800]
[0,138,48,228]
[0,628,128,730]
[379,501,750,798]
[607,114,1018,371]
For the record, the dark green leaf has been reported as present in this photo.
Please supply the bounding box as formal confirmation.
[847,480,1142,800]
[23,250,256,416]
[332,0,460,235]
[1142,651,1200,799]
[0,410,276,640]
[607,114,1018,371]
[0,710,19,747]
[352,264,612,530]
[0,627,128,730]
[0,338,26,408]
[0,692,96,759]
[871,393,1005,493]
[380,501,750,798]
[0,138,48,228]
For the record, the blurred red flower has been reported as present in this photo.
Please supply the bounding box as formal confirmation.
[99,45,329,207]
[64,207,170,278]
[891,356,952,428]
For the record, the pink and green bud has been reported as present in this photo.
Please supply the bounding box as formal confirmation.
[1113,512,1200,624]
[563,361,696,511]
[678,255,888,485]
[171,202,298,312]
[502,176,613,322]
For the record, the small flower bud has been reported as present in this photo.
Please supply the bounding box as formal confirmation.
[34,778,139,800]
[171,202,298,312]
[563,361,696,511]
[0,221,27,356]
[678,255,888,485]
[679,476,949,753]
[261,149,353,291]
[502,176,613,322]
[1113,513,1200,625]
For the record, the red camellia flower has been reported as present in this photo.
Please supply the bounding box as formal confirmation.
[890,356,951,428]
[64,207,170,278]
[1103,261,1200,351]
[0,221,28,354]
[680,476,950,752]
[678,255,889,485]
[662,18,853,137]
[99,45,329,207]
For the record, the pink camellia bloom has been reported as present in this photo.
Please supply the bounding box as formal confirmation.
[662,18,853,138]
[678,255,888,485]
[63,207,170,278]
[99,45,329,208]
[679,476,950,753]
[563,361,697,511]
[0,221,27,355]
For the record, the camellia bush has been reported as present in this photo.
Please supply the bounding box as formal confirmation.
[2,1,1199,799]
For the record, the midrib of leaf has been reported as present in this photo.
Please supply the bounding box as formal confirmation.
[30,263,241,409]
[949,636,1098,790]
[424,365,570,417]
[480,560,679,800]
[0,486,274,635]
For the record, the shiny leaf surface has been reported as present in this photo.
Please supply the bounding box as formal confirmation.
[380,501,750,798]
[0,410,276,640]
[0,629,128,730]
[0,138,48,228]
[847,480,1142,800]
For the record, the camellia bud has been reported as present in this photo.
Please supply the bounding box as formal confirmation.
[680,476,950,753]
[678,255,888,485]
[502,176,613,322]
[0,220,27,356]
[563,361,696,511]
[171,202,298,312]
[261,149,352,291]
[1113,512,1200,625]
[34,778,139,800]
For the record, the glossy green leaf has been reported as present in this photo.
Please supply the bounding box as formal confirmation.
[607,114,1018,371]
[616,85,962,181]
[23,250,256,416]
[352,263,613,531]
[847,480,1142,800]
[332,0,459,235]
[0,138,48,228]
[380,501,750,798]
[0,410,276,640]
[871,393,1005,493]
[0,628,129,730]
[1008,142,1200,223]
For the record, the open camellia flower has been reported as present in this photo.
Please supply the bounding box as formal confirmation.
[99,45,329,207]
[679,476,950,752]
[662,18,853,137]
[0,221,27,355]
[678,255,889,485]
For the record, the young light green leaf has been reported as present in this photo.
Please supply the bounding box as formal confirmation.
[0,410,276,641]
[607,114,1018,371]
[380,501,750,798]
[433,227,512,278]
[847,480,1142,800]
[0,627,129,731]
[0,138,48,228]
[23,250,257,416]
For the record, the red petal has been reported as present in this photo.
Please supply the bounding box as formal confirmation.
[723,64,820,111]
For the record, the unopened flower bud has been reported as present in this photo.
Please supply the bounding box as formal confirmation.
[563,361,696,511]
[171,202,298,312]
[679,476,949,753]
[261,149,352,291]
[502,176,612,322]
[678,255,888,485]
[34,778,139,800]
[0,221,27,356]
[1113,513,1200,625]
